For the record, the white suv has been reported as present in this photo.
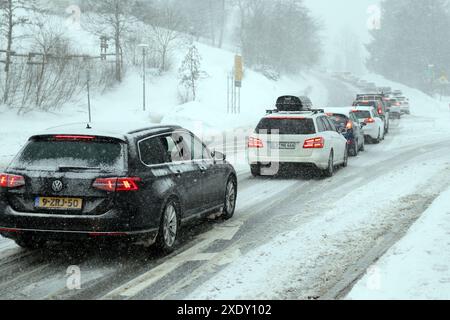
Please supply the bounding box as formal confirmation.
[247,110,348,177]
[352,107,385,143]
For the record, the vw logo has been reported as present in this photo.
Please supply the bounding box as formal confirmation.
[52,180,64,192]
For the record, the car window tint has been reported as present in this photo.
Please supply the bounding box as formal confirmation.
[12,140,125,172]
[316,117,326,132]
[160,135,180,163]
[325,117,337,131]
[171,132,193,161]
[139,137,165,166]
[353,111,371,119]
[256,118,316,135]
[192,136,211,160]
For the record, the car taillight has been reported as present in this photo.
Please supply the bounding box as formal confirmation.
[93,177,141,192]
[248,137,264,148]
[364,118,375,124]
[0,173,25,189]
[303,137,325,149]
[377,105,383,114]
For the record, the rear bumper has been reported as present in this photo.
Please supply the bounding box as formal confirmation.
[362,125,380,139]
[248,149,329,169]
[0,205,159,242]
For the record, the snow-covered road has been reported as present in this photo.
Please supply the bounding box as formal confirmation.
[1,75,449,300]
[0,116,449,299]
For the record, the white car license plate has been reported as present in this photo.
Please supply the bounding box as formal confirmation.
[271,142,296,150]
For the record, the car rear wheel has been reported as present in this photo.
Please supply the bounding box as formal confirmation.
[156,199,180,253]
[222,176,237,220]
[322,152,334,178]
[360,138,365,152]
[250,164,261,177]
[374,130,381,144]
[349,142,358,157]
[343,147,349,167]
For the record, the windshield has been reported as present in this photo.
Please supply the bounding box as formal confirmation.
[256,118,316,135]
[11,140,126,172]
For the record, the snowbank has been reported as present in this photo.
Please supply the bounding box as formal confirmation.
[347,187,450,300]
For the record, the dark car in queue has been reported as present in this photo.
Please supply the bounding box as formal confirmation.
[0,123,237,253]
[325,108,365,156]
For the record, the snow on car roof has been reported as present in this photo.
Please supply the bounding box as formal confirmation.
[33,122,181,141]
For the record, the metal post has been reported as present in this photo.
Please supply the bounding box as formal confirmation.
[227,74,230,114]
[143,47,146,112]
[238,86,241,114]
[87,69,92,123]
[232,75,236,114]
[138,44,149,112]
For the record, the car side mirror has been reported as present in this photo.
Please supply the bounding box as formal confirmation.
[338,127,347,134]
[360,123,367,128]
[212,151,226,162]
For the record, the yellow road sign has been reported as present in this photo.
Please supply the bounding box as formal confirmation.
[234,55,243,82]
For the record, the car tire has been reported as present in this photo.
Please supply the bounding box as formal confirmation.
[322,152,334,178]
[155,198,180,254]
[349,142,358,157]
[222,176,237,220]
[374,130,381,144]
[343,147,349,168]
[250,164,261,177]
[360,139,365,152]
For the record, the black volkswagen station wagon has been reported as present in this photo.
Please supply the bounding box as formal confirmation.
[0,123,237,253]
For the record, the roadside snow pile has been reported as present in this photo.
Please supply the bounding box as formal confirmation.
[347,187,450,300]
[186,151,450,300]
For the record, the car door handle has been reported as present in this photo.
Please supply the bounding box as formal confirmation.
[175,170,182,178]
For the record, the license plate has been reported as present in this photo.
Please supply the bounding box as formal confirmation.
[271,142,297,150]
[35,197,83,210]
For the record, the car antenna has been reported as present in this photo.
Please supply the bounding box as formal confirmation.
[86,123,92,129]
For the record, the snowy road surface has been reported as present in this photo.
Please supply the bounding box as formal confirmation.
[0,115,449,299]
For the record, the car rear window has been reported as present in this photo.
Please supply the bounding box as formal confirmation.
[352,111,371,119]
[256,118,316,135]
[354,101,376,107]
[11,139,126,172]
[328,114,348,127]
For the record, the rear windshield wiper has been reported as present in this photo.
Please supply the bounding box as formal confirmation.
[58,166,103,172]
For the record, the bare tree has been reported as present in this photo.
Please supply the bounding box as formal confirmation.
[82,0,137,82]
[0,0,38,103]
[149,3,186,73]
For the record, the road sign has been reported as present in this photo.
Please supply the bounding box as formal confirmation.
[234,55,243,83]
[439,76,449,85]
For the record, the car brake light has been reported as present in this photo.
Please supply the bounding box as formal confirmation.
[303,137,325,149]
[248,137,264,148]
[364,118,375,124]
[54,135,95,141]
[0,173,25,189]
[93,177,141,192]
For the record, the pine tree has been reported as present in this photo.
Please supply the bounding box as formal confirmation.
[366,0,450,91]
[178,45,206,101]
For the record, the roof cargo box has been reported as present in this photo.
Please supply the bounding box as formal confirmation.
[276,96,313,112]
